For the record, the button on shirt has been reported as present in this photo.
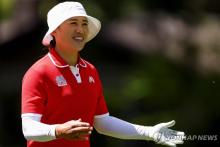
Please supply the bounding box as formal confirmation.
[22,49,108,147]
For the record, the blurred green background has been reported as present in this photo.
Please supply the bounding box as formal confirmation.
[0,0,219,146]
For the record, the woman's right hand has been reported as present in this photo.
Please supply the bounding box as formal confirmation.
[55,119,93,140]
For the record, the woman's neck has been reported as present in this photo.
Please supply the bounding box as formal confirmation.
[55,47,79,66]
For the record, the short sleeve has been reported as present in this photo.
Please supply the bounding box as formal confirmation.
[21,68,47,114]
[94,68,108,116]
[95,92,108,116]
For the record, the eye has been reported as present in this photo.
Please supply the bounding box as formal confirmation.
[70,22,77,25]
[82,23,88,26]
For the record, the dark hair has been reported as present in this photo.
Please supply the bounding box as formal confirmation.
[49,36,56,48]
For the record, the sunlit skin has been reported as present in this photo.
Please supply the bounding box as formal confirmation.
[51,16,89,66]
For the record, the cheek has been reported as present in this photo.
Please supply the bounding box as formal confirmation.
[61,31,72,41]
[82,26,88,35]
[84,28,89,36]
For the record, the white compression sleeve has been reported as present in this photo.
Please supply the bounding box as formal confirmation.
[21,113,57,142]
[93,115,152,140]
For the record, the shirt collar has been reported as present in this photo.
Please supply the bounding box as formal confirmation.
[48,48,87,68]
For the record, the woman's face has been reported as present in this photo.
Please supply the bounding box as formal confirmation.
[52,16,89,53]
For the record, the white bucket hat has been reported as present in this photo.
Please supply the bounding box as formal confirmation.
[42,1,101,46]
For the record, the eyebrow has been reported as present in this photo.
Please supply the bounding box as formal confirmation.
[68,18,88,23]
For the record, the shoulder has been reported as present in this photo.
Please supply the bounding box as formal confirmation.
[80,58,97,70]
[81,58,101,75]
[23,54,51,79]
[81,58,102,78]
[85,60,96,69]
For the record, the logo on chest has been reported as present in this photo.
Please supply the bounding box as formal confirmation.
[89,76,95,84]
[56,75,67,87]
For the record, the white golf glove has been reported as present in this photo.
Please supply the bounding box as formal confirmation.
[147,120,185,147]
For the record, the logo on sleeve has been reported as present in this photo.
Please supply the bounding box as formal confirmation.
[56,75,67,87]
[89,76,95,84]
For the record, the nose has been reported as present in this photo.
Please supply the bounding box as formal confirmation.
[76,25,83,34]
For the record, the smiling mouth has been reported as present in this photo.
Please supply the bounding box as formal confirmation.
[73,36,84,42]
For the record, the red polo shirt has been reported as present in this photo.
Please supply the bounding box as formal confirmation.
[22,49,108,147]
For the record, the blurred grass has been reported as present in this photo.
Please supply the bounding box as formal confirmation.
[101,54,220,147]
[0,0,15,21]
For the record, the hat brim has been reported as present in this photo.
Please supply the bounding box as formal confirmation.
[42,15,101,46]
